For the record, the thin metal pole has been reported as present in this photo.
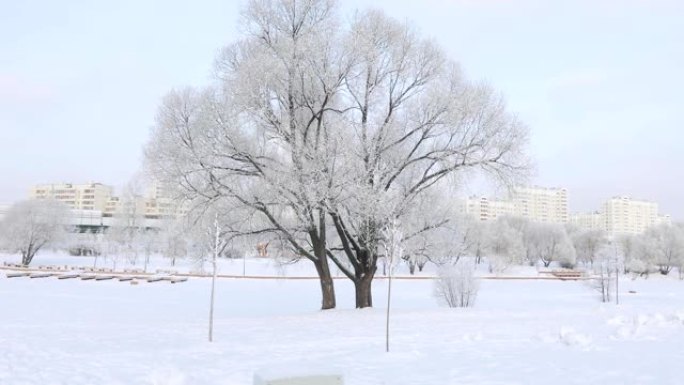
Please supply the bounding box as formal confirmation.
[209,213,219,342]
[615,243,619,306]
[385,265,392,353]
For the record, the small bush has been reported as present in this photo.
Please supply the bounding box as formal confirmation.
[434,261,479,308]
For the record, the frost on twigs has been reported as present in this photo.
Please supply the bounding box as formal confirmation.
[433,260,479,308]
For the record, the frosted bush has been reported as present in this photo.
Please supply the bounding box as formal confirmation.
[434,260,479,308]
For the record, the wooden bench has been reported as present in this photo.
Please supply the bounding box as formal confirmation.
[161,276,188,284]
[6,272,30,278]
[254,374,343,385]
[58,274,81,280]
[551,270,584,280]
[29,273,55,279]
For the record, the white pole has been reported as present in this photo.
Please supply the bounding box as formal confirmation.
[209,213,219,342]
[385,222,402,353]
[615,242,619,306]
[385,258,392,353]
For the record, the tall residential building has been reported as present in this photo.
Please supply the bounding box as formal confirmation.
[657,214,673,226]
[456,186,567,224]
[0,203,9,221]
[570,212,605,231]
[30,182,113,211]
[30,181,186,220]
[143,182,187,219]
[455,196,514,221]
[509,186,568,223]
[603,196,666,235]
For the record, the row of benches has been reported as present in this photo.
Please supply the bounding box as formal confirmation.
[4,272,188,284]
[2,262,181,275]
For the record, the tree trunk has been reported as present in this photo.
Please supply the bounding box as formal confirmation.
[408,260,416,275]
[21,252,31,266]
[22,245,36,266]
[314,257,336,310]
[354,272,375,308]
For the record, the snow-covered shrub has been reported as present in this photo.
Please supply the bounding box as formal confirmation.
[434,260,479,308]
[590,246,616,302]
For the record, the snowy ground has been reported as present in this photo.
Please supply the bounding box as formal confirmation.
[2,253,684,384]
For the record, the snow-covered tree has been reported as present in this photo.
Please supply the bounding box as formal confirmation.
[158,218,189,267]
[497,215,534,265]
[0,199,69,266]
[145,0,529,309]
[525,223,576,268]
[643,223,684,275]
[618,234,651,277]
[486,218,524,274]
[591,244,616,303]
[572,229,609,268]
[139,229,159,272]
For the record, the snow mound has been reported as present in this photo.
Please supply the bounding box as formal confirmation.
[609,311,684,340]
[146,368,187,385]
[558,327,592,348]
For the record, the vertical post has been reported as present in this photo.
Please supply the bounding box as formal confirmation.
[385,263,392,353]
[384,220,402,353]
[209,213,219,342]
[615,242,619,306]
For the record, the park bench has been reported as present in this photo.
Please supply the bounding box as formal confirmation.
[161,276,188,284]
[254,374,343,385]
[29,273,54,279]
[58,274,81,280]
[6,272,30,278]
[551,270,584,280]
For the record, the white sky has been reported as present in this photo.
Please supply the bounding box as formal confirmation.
[1,0,682,218]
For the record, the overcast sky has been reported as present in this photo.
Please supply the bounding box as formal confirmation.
[1,0,682,218]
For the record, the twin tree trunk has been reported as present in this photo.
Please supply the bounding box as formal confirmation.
[316,254,376,309]
[21,244,38,266]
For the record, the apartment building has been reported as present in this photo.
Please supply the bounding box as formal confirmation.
[509,186,568,223]
[603,196,670,235]
[0,203,9,221]
[456,186,567,224]
[570,211,605,231]
[456,196,515,221]
[142,182,187,219]
[31,181,185,220]
[30,182,113,211]
[657,214,673,226]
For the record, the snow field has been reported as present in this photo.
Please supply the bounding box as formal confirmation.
[1,254,684,384]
